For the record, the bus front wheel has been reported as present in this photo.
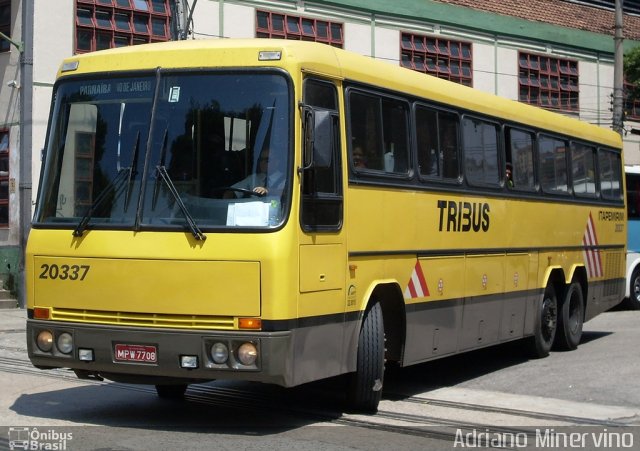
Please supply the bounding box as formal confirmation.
[554,282,584,350]
[347,301,385,413]
[623,267,640,310]
[527,284,558,358]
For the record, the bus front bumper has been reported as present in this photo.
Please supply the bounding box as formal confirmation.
[26,320,294,386]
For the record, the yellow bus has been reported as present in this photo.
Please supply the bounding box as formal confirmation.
[27,39,625,412]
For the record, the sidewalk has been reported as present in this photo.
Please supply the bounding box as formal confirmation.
[0,308,27,332]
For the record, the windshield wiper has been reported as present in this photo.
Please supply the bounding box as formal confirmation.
[156,165,206,241]
[123,131,140,212]
[151,128,168,210]
[72,168,130,237]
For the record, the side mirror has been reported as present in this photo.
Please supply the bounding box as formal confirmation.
[303,107,333,170]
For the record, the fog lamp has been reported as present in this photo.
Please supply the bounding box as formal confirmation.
[36,330,54,352]
[237,342,258,366]
[180,355,198,369]
[210,342,229,364]
[57,332,73,354]
[78,348,94,361]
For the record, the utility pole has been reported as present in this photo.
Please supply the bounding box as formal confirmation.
[612,0,625,135]
[18,0,34,308]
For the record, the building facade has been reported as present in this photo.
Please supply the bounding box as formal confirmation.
[1,0,640,303]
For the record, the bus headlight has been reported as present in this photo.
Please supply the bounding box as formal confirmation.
[210,342,229,364]
[36,330,54,352]
[56,332,73,354]
[237,342,257,366]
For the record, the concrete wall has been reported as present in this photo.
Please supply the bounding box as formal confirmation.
[31,0,75,198]
[0,0,22,253]
[473,41,496,95]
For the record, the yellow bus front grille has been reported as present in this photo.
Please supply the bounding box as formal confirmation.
[50,308,237,330]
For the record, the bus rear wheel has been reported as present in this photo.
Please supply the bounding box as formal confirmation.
[155,384,188,400]
[527,284,558,358]
[554,282,584,350]
[347,301,385,413]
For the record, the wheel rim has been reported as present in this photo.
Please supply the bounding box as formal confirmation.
[567,290,582,334]
[541,295,557,341]
[633,276,640,303]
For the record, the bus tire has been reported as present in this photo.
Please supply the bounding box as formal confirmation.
[347,301,385,413]
[623,267,640,310]
[527,284,558,358]
[554,282,584,351]
[155,384,188,400]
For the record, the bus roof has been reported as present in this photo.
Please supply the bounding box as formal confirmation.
[60,39,622,149]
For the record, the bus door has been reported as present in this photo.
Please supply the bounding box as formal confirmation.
[297,78,346,379]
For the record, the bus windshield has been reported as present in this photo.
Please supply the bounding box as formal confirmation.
[36,71,291,232]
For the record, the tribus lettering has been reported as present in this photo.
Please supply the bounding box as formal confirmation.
[437,200,490,232]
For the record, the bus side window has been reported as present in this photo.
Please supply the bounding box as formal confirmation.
[571,142,597,197]
[438,111,460,180]
[506,127,536,191]
[349,92,383,170]
[416,106,460,181]
[598,148,623,201]
[381,98,409,173]
[626,173,640,218]
[348,90,409,175]
[539,135,569,195]
[416,106,439,177]
[462,116,499,187]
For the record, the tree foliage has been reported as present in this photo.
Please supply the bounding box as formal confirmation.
[625,45,640,99]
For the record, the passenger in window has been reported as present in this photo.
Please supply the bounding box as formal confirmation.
[352,145,367,169]
[224,148,283,198]
[506,163,514,188]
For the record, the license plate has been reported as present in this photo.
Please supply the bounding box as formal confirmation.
[114,344,157,363]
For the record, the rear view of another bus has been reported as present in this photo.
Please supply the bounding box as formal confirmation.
[625,165,640,309]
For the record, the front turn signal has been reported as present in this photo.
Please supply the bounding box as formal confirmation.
[238,318,262,330]
[33,307,51,320]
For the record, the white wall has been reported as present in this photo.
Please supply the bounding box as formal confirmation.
[192,0,220,39]
[495,47,518,101]
[344,22,371,57]
[33,0,74,84]
[222,2,255,39]
[29,0,75,207]
[473,41,496,95]
[373,27,399,66]
[579,60,612,128]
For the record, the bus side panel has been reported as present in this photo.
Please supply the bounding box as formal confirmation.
[290,319,352,386]
[523,253,541,336]
[585,250,626,321]
[403,256,465,365]
[459,255,504,350]
[403,300,463,365]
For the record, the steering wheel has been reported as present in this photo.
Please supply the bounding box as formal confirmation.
[212,187,265,198]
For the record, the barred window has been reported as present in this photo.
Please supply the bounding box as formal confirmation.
[0,130,8,227]
[75,0,171,54]
[0,0,10,52]
[256,10,343,47]
[400,32,472,87]
[519,52,579,112]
